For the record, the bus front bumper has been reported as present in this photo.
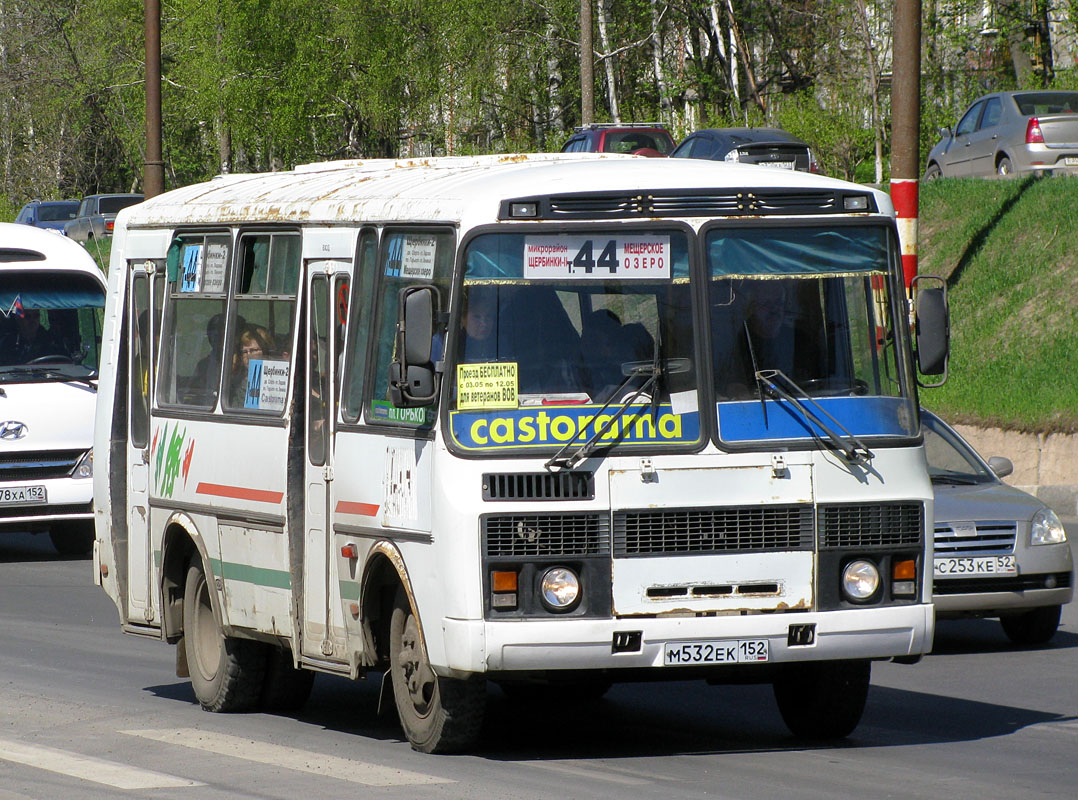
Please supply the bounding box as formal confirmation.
[438,604,934,676]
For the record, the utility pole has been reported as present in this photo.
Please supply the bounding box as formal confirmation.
[891,0,921,291]
[580,0,594,125]
[144,0,164,198]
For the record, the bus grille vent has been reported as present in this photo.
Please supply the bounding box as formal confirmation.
[483,471,594,501]
[483,513,609,557]
[818,502,923,549]
[523,189,861,220]
[613,505,813,557]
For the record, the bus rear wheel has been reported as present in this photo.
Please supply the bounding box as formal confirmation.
[183,558,266,712]
[261,646,315,712]
[388,587,485,753]
[772,659,870,739]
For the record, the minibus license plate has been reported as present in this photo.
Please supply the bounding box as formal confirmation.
[934,555,1017,577]
[664,639,769,666]
[0,485,47,505]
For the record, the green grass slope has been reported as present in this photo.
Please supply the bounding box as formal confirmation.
[917,175,1078,433]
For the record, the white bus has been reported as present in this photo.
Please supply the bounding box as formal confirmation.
[1,222,104,555]
[93,154,949,753]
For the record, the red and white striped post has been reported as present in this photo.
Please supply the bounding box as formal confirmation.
[891,0,921,294]
[891,179,919,291]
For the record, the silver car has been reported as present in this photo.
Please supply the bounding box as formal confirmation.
[925,410,1073,644]
[924,90,1078,178]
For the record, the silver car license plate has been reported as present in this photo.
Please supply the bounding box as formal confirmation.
[0,485,47,505]
[934,555,1017,577]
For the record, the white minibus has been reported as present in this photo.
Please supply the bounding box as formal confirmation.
[93,154,949,752]
[0,222,104,554]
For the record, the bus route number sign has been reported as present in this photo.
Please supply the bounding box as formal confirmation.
[523,234,671,280]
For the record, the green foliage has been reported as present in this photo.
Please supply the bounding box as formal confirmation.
[918,176,1078,433]
[775,93,874,181]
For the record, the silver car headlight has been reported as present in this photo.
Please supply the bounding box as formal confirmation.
[724,149,742,163]
[1031,508,1067,545]
[841,559,880,601]
[540,567,580,611]
[73,450,93,479]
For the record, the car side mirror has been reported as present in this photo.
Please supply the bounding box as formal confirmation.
[987,456,1013,479]
[388,285,440,407]
[938,126,953,139]
[911,275,949,387]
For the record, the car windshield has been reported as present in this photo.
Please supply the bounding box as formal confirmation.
[98,196,142,214]
[602,130,673,154]
[0,272,104,379]
[922,413,995,485]
[37,203,79,222]
[1013,91,1078,116]
[449,229,698,454]
[706,224,917,446]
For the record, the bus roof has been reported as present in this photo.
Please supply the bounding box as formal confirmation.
[0,222,105,282]
[119,153,893,231]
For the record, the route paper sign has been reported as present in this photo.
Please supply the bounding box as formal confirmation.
[181,245,203,292]
[457,362,518,410]
[401,235,437,279]
[202,242,228,293]
[524,234,671,280]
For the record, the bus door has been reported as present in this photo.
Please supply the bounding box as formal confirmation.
[126,265,156,625]
[300,263,349,661]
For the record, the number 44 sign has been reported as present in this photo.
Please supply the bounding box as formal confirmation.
[523,234,671,280]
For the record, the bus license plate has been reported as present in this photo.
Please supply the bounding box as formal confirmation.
[934,555,1017,577]
[664,639,769,666]
[0,485,47,505]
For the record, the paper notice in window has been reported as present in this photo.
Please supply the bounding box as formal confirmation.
[401,235,437,280]
[202,243,228,293]
[457,362,518,410]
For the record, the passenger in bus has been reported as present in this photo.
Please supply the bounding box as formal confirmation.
[459,287,498,361]
[229,324,275,407]
[0,308,65,364]
[189,313,234,401]
[582,309,654,402]
[714,279,797,399]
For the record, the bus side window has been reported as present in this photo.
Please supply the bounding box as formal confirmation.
[341,229,378,422]
[157,234,230,409]
[365,229,453,424]
[223,232,301,414]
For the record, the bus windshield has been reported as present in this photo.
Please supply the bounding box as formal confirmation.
[0,271,104,380]
[706,224,917,445]
[449,229,700,453]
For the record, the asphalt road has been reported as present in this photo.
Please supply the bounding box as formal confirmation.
[1,527,1075,800]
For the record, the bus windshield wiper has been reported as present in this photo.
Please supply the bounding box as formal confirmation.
[755,369,873,466]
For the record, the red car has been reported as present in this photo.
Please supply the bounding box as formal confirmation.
[560,123,675,157]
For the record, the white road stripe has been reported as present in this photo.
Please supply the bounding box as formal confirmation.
[122,728,454,786]
[0,737,199,790]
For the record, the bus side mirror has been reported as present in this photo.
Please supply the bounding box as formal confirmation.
[912,275,949,387]
[389,285,440,407]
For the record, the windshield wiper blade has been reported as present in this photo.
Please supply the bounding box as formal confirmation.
[755,369,874,466]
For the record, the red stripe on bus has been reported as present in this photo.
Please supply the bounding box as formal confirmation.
[336,500,380,517]
[195,482,284,504]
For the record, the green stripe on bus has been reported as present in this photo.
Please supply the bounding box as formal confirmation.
[339,581,360,601]
[209,558,292,590]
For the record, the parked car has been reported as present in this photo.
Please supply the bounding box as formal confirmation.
[560,123,675,157]
[670,127,819,172]
[13,200,80,233]
[62,193,143,242]
[924,410,1073,644]
[924,90,1078,179]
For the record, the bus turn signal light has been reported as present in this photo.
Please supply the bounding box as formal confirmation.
[340,543,358,559]
[893,560,916,580]
[491,570,518,609]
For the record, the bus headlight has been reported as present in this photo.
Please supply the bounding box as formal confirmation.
[540,567,580,611]
[841,559,880,601]
[73,450,93,479]
[1031,508,1067,545]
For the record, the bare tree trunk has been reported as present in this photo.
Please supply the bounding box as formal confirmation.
[547,20,565,140]
[724,0,765,115]
[709,1,739,118]
[580,0,594,124]
[853,0,883,184]
[650,0,671,119]
[0,0,11,198]
[597,0,619,121]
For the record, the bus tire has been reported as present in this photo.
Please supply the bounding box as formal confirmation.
[1000,604,1061,645]
[49,521,94,557]
[388,587,485,753]
[261,646,315,712]
[772,659,870,739]
[183,559,266,712]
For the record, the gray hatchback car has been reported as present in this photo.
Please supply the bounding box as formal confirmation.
[925,410,1073,644]
[924,90,1078,178]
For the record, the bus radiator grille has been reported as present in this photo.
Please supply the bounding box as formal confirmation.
[612,505,813,557]
[818,503,924,550]
[482,513,609,557]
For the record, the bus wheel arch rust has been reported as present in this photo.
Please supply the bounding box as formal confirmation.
[360,541,420,669]
[159,513,216,645]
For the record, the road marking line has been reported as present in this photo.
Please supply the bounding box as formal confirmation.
[528,760,651,786]
[121,729,453,786]
[0,737,200,790]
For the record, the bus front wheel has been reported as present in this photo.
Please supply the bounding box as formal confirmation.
[388,587,485,753]
[772,659,870,739]
[182,558,266,712]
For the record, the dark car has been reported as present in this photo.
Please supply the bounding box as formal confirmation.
[924,410,1073,644]
[13,200,80,232]
[924,90,1078,178]
[670,127,819,172]
[560,123,675,157]
[63,193,144,242]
